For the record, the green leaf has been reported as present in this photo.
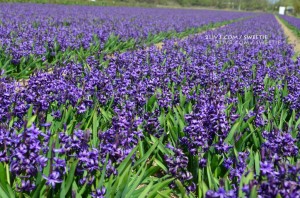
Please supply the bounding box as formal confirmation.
[250,186,257,198]
[118,147,138,174]
[0,163,7,191]
[72,182,82,198]
[148,178,174,198]
[27,104,34,118]
[201,181,209,198]
[147,94,157,112]
[225,121,240,144]
[92,110,99,146]
[78,182,87,196]
[60,160,78,198]
[279,110,287,130]
[239,172,254,197]
[144,166,161,178]
[175,179,186,197]
[179,91,186,107]
[132,139,158,169]
[5,184,15,198]
[138,141,145,159]
[99,107,111,121]
[0,185,9,198]
[31,180,46,198]
[98,155,109,189]
[295,117,300,129]
[206,163,216,190]
[157,189,172,198]
[124,167,147,197]
[27,115,37,127]
[248,123,259,148]
[254,152,260,176]
[113,165,131,197]
[154,159,167,172]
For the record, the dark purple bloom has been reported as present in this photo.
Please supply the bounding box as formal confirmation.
[91,187,106,198]
[43,171,63,187]
[206,187,236,198]
[16,180,35,192]
[260,161,274,176]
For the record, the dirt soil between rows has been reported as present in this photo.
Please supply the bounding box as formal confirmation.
[275,15,300,55]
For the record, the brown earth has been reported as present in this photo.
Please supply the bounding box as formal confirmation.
[275,15,300,56]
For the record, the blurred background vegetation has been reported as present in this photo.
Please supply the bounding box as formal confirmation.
[0,0,299,16]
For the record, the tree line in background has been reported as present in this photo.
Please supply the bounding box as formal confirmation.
[175,0,268,11]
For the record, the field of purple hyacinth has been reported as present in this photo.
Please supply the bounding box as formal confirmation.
[280,15,300,38]
[1,3,300,198]
[281,15,300,30]
[0,4,256,78]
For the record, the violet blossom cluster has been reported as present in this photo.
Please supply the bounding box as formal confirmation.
[181,90,229,155]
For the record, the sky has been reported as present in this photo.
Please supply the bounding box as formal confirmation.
[268,0,279,3]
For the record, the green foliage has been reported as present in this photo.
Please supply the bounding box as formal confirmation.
[293,0,300,15]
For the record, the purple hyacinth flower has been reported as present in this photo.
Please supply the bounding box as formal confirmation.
[17,180,35,192]
[91,187,106,198]
[260,161,274,176]
[43,171,63,187]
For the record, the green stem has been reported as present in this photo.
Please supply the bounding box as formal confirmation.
[6,163,10,185]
